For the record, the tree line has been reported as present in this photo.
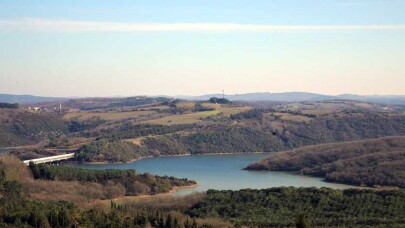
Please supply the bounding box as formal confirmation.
[189,187,405,227]
[29,163,196,197]
[247,136,405,188]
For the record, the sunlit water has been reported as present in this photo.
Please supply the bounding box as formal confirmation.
[75,153,358,195]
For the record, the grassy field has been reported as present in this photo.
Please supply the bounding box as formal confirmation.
[141,106,251,125]
[124,131,193,145]
[141,110,220,125]
[63,110,154,121]
[138,105,170,111]
[201,103,221,109]
[176,101,196,110]
[219,106,252,115]
[273,112,313,123]
[301,109,335,116]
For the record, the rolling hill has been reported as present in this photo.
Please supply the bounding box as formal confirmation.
[246,136,405,188]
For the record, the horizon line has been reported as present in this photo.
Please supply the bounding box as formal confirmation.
[2,92,405,98]
[1,18,405,32]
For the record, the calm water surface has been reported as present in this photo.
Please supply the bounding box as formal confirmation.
[0,149,11,154]
[76,153,357,195]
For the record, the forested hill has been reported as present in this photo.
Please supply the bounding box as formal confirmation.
[0,109,67,147]
[189,188,405,227]
[73,111,405,163]
[3,98,405,163]
[246,136,405,188]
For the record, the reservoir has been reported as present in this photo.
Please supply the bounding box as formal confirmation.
[76,153,358,195]
[0,149,11,154]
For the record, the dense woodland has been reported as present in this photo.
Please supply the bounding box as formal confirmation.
[72,110,405,163]
[74,139,150,163]
[0,109,67,147]
[247,136,405,188]
[0,158,210,227]
[189,188,405,227]
[29,163,196,197]
[3,155,405,227]
[0,103,19,109]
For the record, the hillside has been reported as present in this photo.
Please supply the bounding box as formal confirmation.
[3,154,405,227]
[246,136,405,188]
[177,92,405,105]
[0,94,66,104]
[59,97,405,163]
[189,188,405,227]
[4,97,405,163]
[0,109,68,147]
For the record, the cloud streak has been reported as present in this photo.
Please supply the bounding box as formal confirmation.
[1,18,405,32]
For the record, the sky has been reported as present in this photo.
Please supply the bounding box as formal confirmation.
[0,0,404,97]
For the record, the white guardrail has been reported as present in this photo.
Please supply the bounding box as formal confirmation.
[23,153,75,165]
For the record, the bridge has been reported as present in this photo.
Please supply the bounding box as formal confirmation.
[23,153,75,165]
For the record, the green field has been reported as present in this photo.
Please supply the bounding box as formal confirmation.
[141,106,251,125]
[273,112,313,122]
[142,110,220,125]
[63,110,154,121]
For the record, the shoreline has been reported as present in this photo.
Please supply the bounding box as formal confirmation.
[105,184,199,203]
[78,151,271,165]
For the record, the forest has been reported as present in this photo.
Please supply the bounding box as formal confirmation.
[189,188,405,227]
[0,103,19,109]
[71,111,405,163]
[28,162,196,197]
[3,154,405,227]
[0,109,67,147]
[247,136,405,188]
[0,167,208,227]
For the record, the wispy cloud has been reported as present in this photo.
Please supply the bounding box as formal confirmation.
[1,18,405,32]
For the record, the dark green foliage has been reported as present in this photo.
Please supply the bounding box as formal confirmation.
[0,103,19,109]
[143,136,188,156]
[69,96,171,110]
[28,163,196,196]
[141,112,405,156]
[0,176,205,228]
[286,112,405,148]
[73,110,405,164]
[209,97,230,104]
[94,124,192,141]
[247,136,405,188]
[67,117,106,132]
[194,102,215,112]
[188,188,405,227]
[0,110,68,147]
[181,127,285,154]
[230,109,263,120]
[106,97,171,109]
[29,163,136,182]
[75,139,149,163]
[296,214,311,228]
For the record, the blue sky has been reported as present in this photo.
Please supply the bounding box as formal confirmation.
[0,0,404,96]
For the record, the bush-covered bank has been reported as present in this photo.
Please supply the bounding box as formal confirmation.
[73,112,405,163]
[29,163,196,197]
[188,187,405,227]
[246,136,405,188]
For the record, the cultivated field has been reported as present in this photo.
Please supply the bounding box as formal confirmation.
[63,110,154,121]
[141,106,252,125]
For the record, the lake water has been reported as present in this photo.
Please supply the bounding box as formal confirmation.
[76,153,358,195]
[0,149,12,154]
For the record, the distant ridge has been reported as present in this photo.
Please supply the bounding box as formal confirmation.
[1,92,404,105]
[176,92,405,105]
[0,94,67,104]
